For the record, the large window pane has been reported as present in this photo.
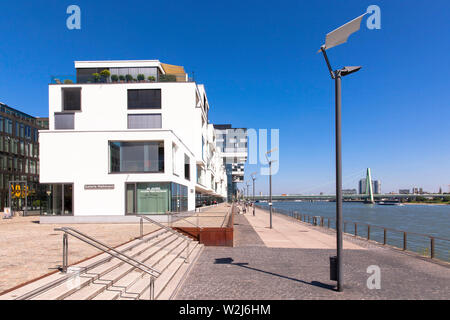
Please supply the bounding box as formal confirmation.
[128,89,161,109]
[55,113,74,129]
[109,141,164,173]
[136,183,169,214]
[184,154,190,181]
[128,114,162,129]
[62,88,81,111]
[126,183,135,214]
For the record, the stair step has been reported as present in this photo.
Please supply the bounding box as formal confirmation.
[103,237,188,299]
[91,287,121,300]
[158,243,204,300]
[32,232,175,300]
[123,241,199,300]
[61,234,179,300]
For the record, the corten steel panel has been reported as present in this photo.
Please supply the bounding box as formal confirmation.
[174,207,235,247]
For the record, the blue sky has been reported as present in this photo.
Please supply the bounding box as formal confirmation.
[0,1,449,195]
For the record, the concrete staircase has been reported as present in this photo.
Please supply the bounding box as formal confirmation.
[0,226,203,300]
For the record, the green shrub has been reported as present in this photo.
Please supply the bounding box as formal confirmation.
[125,74,133,82]
[92,73,100,82]
[137,74,145,81]
[148,76,156,82]
[100,69,111,77]
[159,74,177,82]
[111,74,119,82]
[63,79,73,84]
[119,75,125,81]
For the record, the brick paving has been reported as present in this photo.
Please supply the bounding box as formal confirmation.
[175,210,450,300]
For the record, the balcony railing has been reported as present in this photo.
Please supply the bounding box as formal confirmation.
[50,73,194,84]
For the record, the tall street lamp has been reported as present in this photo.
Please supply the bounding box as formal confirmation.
[265,148,277,229]
[318,13,366,292]
[251,172,257,216]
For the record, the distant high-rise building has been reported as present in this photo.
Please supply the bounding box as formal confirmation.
[214,124,247,201]
[359,178,381,194]
[373,180,381,194]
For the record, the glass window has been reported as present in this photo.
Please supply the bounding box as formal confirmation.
[55,113,74,129]
[126,182,170,214]
[109,141,164,173]
[184,154,190,181]
[127,89,161,109]
[127,114,162,129]
[126,184,135,214]
[62,88,81,111]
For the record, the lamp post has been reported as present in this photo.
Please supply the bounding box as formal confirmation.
[265,149,277,229]
[318,13,366,292]
[251,172,257,216]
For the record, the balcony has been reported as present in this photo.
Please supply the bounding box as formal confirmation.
[50,72,194,85]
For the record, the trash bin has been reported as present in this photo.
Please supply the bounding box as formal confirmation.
[330,256,338,281]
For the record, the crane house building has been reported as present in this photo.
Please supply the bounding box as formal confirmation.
[39,60,228,222]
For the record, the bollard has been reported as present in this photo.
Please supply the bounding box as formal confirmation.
[367,225,370,240]
[430,237,435,259]
[403,232,407,250]
[354,223,357,237]
[329,256,338,281]
[140,217,143,239]
[383,229,387,245]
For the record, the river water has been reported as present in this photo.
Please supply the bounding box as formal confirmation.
[257,201,450,261]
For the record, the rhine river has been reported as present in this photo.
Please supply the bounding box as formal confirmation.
[257,201,450,261]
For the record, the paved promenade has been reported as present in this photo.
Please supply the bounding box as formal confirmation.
[175,206,450,300]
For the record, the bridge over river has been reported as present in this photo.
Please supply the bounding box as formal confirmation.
[245,194,448,202]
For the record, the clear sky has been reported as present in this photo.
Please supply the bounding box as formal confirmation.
[0,1,449,195]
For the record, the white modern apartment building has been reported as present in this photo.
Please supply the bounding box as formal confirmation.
[40,60,227,221]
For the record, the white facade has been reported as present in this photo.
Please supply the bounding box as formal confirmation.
[40,60,227,218]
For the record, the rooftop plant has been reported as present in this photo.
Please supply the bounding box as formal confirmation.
[92,73,100,83]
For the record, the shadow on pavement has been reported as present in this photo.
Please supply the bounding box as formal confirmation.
[214,257,336,291]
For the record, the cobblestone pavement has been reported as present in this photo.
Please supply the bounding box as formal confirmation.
[175,213,450,300]
[0,216,158,293]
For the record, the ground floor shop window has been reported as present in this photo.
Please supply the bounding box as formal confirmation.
[126,182,188,215]
[40,183,73,216]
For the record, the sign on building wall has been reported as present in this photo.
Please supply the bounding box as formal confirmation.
[84,184,115,190]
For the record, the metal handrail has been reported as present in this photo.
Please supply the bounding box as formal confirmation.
[139,215,193,264]
[139,215,191,241]
[55,227,160,300]
[13,230,166,300]
[166,211,204,230]
[56,227,161,277]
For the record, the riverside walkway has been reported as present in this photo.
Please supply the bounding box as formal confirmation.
[175,206,450,300]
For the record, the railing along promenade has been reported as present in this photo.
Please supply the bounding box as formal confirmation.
[255,205,450,262]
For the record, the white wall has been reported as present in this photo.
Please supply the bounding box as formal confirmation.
[40,130,196,215]
[44,77,225,217]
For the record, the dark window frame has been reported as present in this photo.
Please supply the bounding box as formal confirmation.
[54,112,75,130]
[61,87,82,112]
[184,154,190,181]
[127,89,161,109]
[127,113,162,129]
[109,140,165,174]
